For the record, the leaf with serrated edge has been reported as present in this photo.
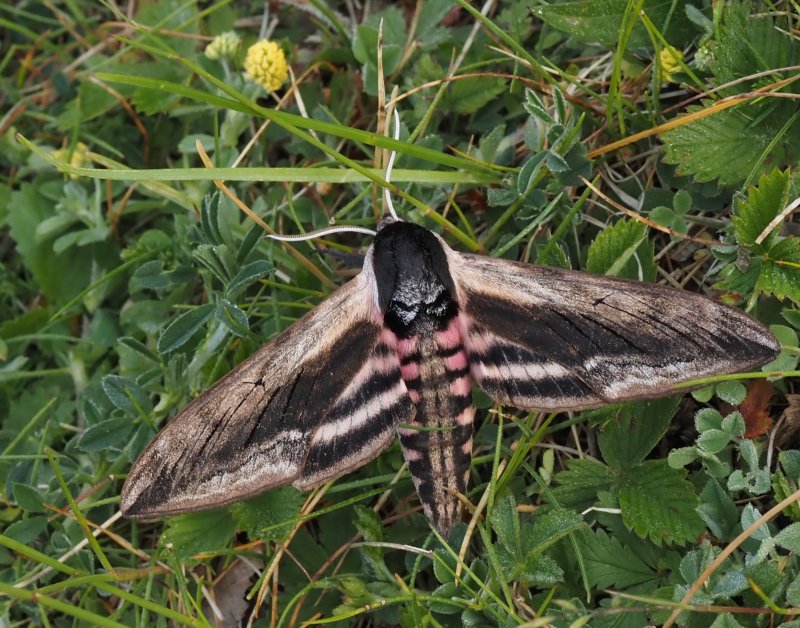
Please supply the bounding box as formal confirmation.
[618,460,705,545]
[579,528,657,588]
[732,169,789,249]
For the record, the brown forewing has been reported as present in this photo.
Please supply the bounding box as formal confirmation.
[120,274,411,518]
[447,251,779,411]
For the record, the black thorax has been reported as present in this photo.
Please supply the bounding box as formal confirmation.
[372,221,458,337]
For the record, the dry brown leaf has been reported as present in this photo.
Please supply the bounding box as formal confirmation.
[739,379,774,439]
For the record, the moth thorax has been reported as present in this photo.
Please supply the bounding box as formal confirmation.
[387,279,458,336]
[372,221,455,314]
[372,221,459,339]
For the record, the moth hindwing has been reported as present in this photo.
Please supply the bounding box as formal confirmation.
[121,218,779,537]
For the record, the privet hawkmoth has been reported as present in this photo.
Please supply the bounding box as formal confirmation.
[121,216,779,537]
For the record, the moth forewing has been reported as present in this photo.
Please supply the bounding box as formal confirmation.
[120,272,412,518]
[443,248,779,410]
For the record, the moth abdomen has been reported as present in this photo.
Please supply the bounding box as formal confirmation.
[395,317,476,537]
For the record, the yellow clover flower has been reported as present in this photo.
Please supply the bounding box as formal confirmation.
[243,40,288,91]
[659,45,684,83]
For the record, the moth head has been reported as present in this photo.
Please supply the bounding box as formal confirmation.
[376,213,400,231]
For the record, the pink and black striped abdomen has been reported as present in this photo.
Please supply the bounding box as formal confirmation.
[396,317,474,537]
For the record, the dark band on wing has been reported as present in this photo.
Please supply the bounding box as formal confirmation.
[322,367,404,422]
[480,373,595,403]
[466,290,749,368]
[302,395,414,480]
[297,335,415,485]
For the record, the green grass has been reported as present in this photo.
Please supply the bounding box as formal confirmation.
[2,1,800,626]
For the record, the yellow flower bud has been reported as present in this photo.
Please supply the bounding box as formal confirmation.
[52,141,89,179]
[243,40,288,91]
[659,46,684,83]
[205,31,241,61]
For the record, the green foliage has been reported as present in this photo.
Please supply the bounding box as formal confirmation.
[352,7,410,95]
[586,219,655,280]
[579,528,658,588]
[669,406,774,491]
[618,460,705,544]
[719,169,800,302]
[230,487,306,542]
[490,495,583,586]
[160,509,237,561]
[732,170,790,250]
[662,105,778,186]
[598,397,680,469]
[758,238,800,303]
[532,0,699,49]
[762,325,800,374]
[649,189,692,236]
[551,397,705,546]
[662,7,800,185]
[6,184,96,303]
[1,0,798,626]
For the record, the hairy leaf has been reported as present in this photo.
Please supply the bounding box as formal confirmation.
[598,397,680,469]
[548,459,615,513]
[157,303,217,354]
[710,4,800,86]
[230,487,305,542]
[586,219,655,280]
[161,510,236,561]
[759,237,800,302]
[579,528,657,588]
[444,77,507,115]
[661,106,774,186]
[618,460,705,545]
[532,0,698,49]
[77,418,136,452]
[732,169,790,250]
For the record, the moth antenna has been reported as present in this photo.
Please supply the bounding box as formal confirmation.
[383,107,401,220]
[266,224,377,242]
[268,109,401,243]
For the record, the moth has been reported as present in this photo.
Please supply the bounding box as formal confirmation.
[121,216,779,537]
